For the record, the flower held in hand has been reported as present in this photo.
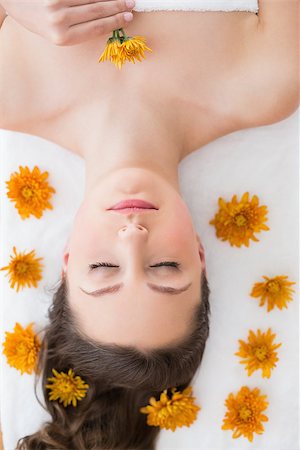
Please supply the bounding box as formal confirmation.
[98,28,152,69]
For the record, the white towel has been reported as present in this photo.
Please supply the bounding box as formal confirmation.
[133,0,259,12]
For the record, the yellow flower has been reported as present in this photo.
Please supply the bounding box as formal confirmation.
[98,28,152,69]
[46,368,89,407]
[250,274,296,312]
[1,246,43,292]
[2,322,41,375]
[140,386,200,432]
[235,328,282,378]
[222,386,269,442]
[6,165,55,219]
[209,192,269,247]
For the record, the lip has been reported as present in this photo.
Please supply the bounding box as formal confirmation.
[107,208,157,215]
[107,199,158,210]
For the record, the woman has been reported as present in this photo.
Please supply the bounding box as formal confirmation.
[0,1,299,448]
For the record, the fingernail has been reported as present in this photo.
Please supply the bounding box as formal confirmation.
[126,0,135,7]
[124,11,133,21]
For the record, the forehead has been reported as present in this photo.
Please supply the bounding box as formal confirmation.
[67,278,201,349]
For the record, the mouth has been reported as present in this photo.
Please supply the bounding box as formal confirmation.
[107,207,157,215]
[107,199,158,211]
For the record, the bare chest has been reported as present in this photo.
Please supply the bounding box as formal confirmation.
[0,11,258,156]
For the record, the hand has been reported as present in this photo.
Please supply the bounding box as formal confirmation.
[0,0,135,45]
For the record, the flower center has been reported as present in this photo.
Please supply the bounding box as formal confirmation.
[60,381,74,394]
[254,345,268,361]
[21,185,35,200]
[234,213,247,227]
[266,280,281,293]
[15,262,29,275]
[238,406,252,421]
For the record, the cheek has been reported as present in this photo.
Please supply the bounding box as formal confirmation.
[70,205,99,252]
[166,210,196,247]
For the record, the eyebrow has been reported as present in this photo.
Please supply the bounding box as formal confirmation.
[79,282,192,297]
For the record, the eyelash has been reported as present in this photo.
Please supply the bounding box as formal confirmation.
[89,261,180,270]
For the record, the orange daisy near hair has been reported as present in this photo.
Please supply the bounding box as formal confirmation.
[222,386,269,442]
[6,165,56,219]
[209,192,269,247]
[2,322,41,375]
[250,274,296,312]
[0,246,43,292]
[98,28,152,69]
[235,328,282,378]
[46,368,89,407]
[140,386,200,431]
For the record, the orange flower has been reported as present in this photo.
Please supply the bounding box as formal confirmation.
[140,386,200,431]
[6,165,55,219]
[235,329,281,378]
[209,192,269,247]
[46,368,89,407]
[98,28,152,69]
[222,386,269,442]
[1,246,43,292]
[250,275,296,311]
[2,322,41,375]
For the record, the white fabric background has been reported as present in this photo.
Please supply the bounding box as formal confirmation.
[0,108,299,450]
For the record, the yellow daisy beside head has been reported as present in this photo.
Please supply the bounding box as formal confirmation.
[140,386,200,431]
[250,274,296,311]
[222,385,269,442]
[235,328,282,378]
[209,192,269,247]
[2,322,41,375]
[5,165,56,220]
[0,246,43,292]
[46,368,89,407]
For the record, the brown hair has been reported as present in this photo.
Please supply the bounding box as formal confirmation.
[17,271,210,450]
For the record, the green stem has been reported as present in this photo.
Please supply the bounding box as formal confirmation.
[119,28,129,40]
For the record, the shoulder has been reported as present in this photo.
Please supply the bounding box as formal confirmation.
[0,16,52,131]
[231,9,299,128]
[182,11,299,157]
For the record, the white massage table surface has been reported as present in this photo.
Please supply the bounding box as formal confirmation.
[0,109,298,449]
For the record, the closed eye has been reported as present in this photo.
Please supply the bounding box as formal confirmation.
[88,261,180,271]
[89,262,118,270]
[150,262,180,269]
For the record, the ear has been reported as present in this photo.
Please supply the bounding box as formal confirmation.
[196,234,207,276]
[62,240,70,277]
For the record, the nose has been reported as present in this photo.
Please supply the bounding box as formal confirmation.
[118,223,148,240]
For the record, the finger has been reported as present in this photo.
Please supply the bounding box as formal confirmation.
[64,0,134,27]
[61,10,133,45]
[46,0,113,7]
[60,0,127,7]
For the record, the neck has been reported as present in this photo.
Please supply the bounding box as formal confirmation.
[82,106,185,195]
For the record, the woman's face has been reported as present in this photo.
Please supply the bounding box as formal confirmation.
[63,168,206,350]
